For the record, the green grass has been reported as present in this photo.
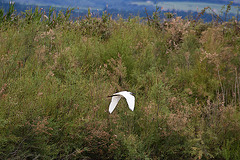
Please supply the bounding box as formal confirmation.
[0,4,240,159]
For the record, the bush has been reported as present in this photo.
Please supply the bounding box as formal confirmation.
[1,3,240,159]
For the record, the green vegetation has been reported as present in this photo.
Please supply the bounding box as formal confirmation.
[1,4,240,159]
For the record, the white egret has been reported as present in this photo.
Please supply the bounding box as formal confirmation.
[108,91,135,113]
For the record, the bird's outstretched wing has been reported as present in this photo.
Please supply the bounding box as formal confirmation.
[109,96,121,113]
[119,92,135,111]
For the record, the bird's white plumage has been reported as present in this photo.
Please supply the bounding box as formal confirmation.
[109,91,135,113]
[109,96,121,113]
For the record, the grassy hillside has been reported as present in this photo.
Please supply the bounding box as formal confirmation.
[1,4,240,159]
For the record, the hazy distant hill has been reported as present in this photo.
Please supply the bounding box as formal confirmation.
[1,0,239,22]
[3,0,240,9]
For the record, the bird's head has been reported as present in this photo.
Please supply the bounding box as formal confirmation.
[130,92,135,95]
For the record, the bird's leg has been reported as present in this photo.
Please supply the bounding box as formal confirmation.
[107,95,118,97]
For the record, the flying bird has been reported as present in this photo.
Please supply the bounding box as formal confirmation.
[108,91,135,113]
